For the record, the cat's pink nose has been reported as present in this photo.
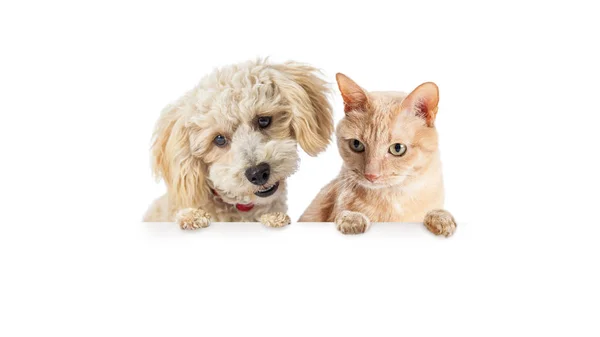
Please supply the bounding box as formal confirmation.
[364,174,379,182]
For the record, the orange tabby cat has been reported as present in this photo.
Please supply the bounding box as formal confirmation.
[299,73,456,236]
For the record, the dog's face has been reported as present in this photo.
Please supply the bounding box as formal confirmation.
[152,60,333,208]
[190,93,299,206]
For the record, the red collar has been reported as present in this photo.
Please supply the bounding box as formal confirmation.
[211,189,254,212]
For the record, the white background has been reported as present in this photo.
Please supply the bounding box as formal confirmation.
[1,0,599,336]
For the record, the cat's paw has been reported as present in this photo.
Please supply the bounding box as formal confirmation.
[259,212,291,228]
[424,209,456,237]
[335,210,371,235]
[176,208,211,230]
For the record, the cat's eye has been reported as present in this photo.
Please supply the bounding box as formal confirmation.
[214,134,228,147]
[257,116,272,129]
[389,143,407,156]
[349,139,365,152]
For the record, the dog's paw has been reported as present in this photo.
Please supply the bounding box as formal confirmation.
[176,208,211,230]
[423,209,456,237]
[259,212,291,228]
[335,210,371,235]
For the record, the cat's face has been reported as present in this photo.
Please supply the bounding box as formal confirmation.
[335,74,440,188]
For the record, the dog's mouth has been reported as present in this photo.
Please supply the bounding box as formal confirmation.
[254,181,279,198]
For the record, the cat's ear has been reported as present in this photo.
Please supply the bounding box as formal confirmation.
[401,82,439,127]
[336,73,368,114]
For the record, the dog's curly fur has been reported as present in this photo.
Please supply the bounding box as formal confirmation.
[143,59,333,228]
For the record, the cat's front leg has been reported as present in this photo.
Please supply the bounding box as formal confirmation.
[335,210,371,234]
[423,209,456,237]
[259,212,291,228]
[176,208,211,230]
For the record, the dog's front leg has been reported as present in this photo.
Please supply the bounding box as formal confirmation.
[176,208,211,230]
[259,212,291,228]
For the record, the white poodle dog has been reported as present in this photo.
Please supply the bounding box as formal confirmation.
[144,59,333,229]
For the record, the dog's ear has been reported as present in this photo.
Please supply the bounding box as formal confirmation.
[151,96,209,208]
[272,62,334,156]
[401,82,439,127]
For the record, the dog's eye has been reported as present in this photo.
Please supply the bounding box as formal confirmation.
[213,135,228,147]
[389,143,407,156]
[257,116,271,129]
[349,139,365,152]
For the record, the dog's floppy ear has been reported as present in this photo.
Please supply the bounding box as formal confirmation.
[151,95,209,208]
[272,62,334,156]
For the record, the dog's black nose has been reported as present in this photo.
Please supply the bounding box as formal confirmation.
[245,162,270,186]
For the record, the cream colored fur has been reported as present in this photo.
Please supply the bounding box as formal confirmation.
[144,59,333,229]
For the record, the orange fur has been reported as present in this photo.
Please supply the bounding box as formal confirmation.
[300,73,455,236]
